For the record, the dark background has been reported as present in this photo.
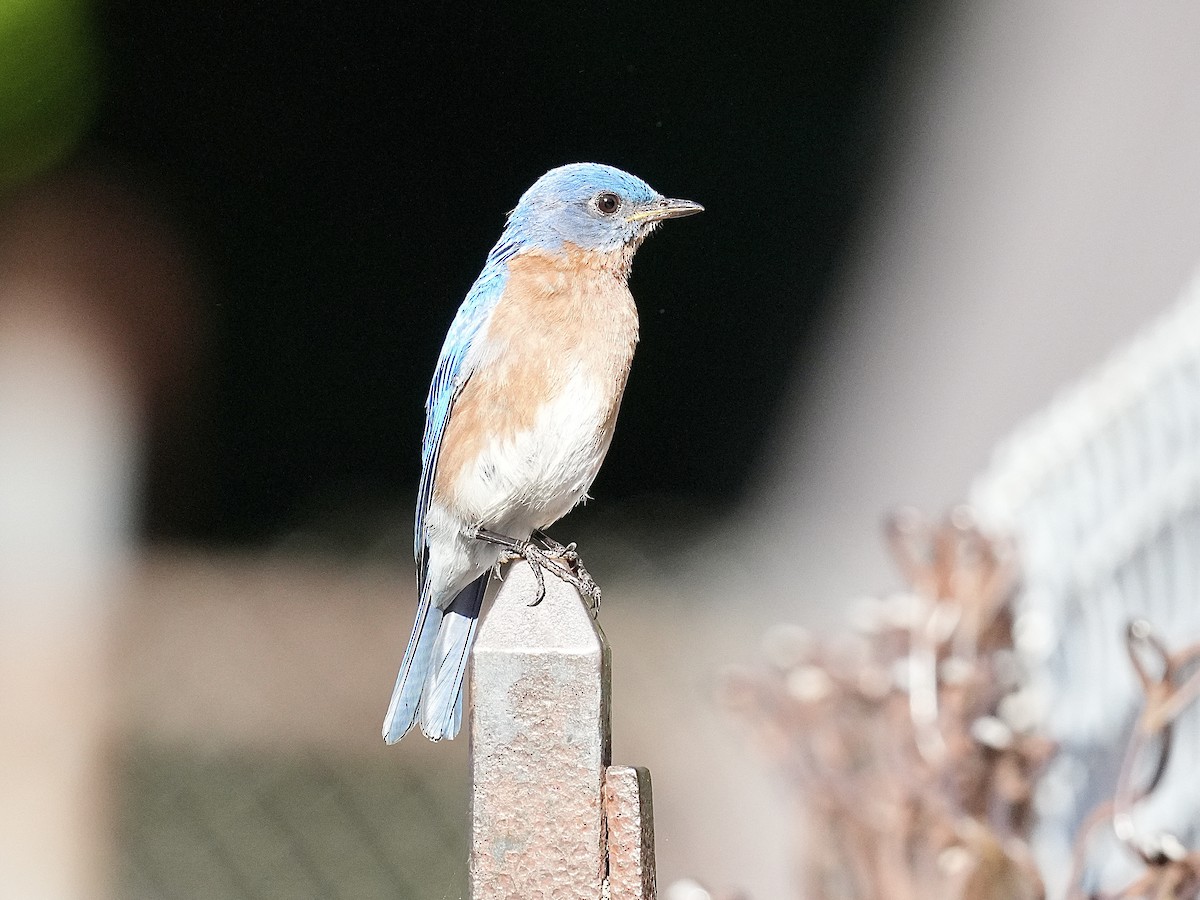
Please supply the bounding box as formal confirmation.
[90,1,912,544]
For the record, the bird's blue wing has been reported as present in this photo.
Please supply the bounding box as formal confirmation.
[414,240,518,584]
[384,239,517,744]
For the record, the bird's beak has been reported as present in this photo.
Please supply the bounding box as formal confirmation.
[625,197,705,224]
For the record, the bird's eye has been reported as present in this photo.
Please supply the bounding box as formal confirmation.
[594,192,621,215]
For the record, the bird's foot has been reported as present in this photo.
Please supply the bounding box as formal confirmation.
[532,530,601,612]
[474,527,602,610]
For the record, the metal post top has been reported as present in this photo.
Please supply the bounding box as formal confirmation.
[473,559,608,657]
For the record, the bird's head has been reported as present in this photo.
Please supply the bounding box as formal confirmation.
[503,163,703,258]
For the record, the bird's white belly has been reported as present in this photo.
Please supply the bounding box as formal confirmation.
[454,370,613,533]
[421,372,614,605]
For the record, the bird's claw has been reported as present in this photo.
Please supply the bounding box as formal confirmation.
[561,550,601,612]
[538,535,601,611]
[475,527,601,612]
[530,529,601,610]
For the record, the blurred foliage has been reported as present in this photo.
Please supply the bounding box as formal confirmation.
[0,0,100,194]
[725,510,1048,900]
[726,509,1200,899]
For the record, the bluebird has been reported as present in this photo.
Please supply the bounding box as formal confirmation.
[382,163,702,743]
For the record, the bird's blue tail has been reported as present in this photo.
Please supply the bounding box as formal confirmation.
[382,574,488,743]
[382,579,440,743]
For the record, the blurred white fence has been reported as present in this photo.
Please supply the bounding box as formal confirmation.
[971,269,1200,895]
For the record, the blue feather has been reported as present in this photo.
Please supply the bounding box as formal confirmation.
[504,163,662,254]
[383,574,490,743]
[418,574,488,741]
[381,577,442,743]
[413,239,517,576]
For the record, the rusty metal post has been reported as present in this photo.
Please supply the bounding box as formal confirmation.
[469,560,611,899]
[469,559,658,900]
[604,766,657,900]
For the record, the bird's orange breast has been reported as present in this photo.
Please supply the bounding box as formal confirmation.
[432,244,640,512]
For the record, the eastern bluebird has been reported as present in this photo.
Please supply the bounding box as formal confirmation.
[382,163,702,743]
